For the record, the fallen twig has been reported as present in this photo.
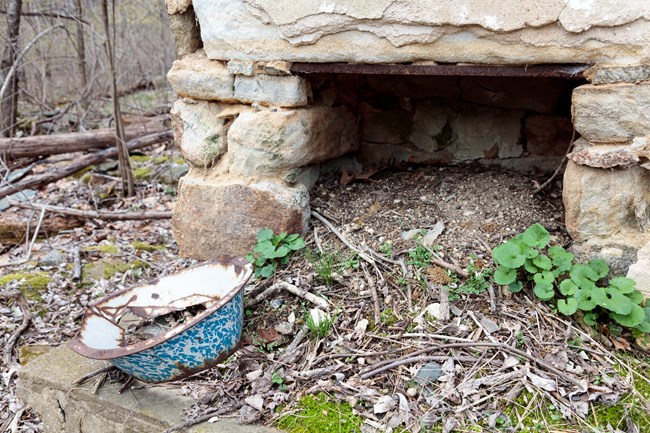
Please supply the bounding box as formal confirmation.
[246,281,329,310]
[361,262,381,326]
[117,376,135,394]
[72,246,82,281]
[279,282,329,310]
[534,128,576,195]
[73,365,117,386]
[8,200,172,221]
[1,291,32,366]
[311,210,375,265]
[360,342,586,389]
[161,401,243,433]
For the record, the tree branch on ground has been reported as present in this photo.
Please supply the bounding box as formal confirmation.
[0,130,172,199]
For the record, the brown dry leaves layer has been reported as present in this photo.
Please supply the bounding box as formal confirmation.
[0,162,645,433]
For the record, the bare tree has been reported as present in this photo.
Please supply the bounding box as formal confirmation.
[73,0,88,105]
[1,0,22,137]
[101,0,134,196]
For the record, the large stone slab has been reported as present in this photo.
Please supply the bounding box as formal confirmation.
[16,344,278,433]
[167,50,235,102]
[563,160,650,241]
[190,0,650,64]
[170,99,229,168]
[228,107,359,176]
[572,82,650,143]
[173,172,310,258]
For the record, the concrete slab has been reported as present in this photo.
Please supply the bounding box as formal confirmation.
[16,345,279,433]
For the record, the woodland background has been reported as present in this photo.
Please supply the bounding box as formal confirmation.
[0,0,174,140]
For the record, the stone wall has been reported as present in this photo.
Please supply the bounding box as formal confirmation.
[167,50,358,258]
[345,74,576,171]
[165,0,650,294]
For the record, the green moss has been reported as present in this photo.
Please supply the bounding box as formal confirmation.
[172,157,186,165]
[0,272,51,301]
[133,166,154,180]
[129,155,150,163]
[18,345,53,365]
[83,244,120,255]
[131,241,165,252]
[502,359,650,433]
[80,172,93,184]
[82,258,148,283]
[152,156,169,164]
[73,165,93,179]
[276,394,362,433]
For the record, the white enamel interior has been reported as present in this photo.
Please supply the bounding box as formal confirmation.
[77,262,251,351]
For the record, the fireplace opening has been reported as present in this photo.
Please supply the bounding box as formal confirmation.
[296,64,588,175]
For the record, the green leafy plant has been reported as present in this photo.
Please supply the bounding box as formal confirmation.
[379,241,393,259]
[245,228,305,278]
[492,223,650,335]
[447,258,494,301]
[407,243,432,269]
[343,253,360,271]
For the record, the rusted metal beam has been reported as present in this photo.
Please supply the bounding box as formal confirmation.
[291,63,589,79]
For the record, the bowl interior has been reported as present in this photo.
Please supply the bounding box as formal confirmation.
[70,259,252,356]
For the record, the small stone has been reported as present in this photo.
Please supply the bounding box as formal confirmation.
[563,160,650,240]
[244,394,264,412]
[39,250,67,267]
[269,298,285,310]
[589,64,650,85]
[274,322,293,335]
[568,140,641,169]
[173,174,310,258]
[400,229,421,241]
[406,387,418,397]
[227,59,255,76]
[627,242,650,298]
[256,61,292,76]
[421,221,445,247]
[415,362,443,385]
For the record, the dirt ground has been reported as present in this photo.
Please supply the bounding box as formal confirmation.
[2,152,649,432]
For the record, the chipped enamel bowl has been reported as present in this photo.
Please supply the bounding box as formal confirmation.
[69,257,253,383]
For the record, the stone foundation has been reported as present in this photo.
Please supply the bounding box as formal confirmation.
[165,0,650,294]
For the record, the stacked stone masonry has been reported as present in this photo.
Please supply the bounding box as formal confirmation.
[164,0,650,296]
[167,49,359,257]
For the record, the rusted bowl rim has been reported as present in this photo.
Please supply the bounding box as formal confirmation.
[69,256,253,360]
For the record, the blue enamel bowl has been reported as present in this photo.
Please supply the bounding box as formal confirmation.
[69,257,253,383]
